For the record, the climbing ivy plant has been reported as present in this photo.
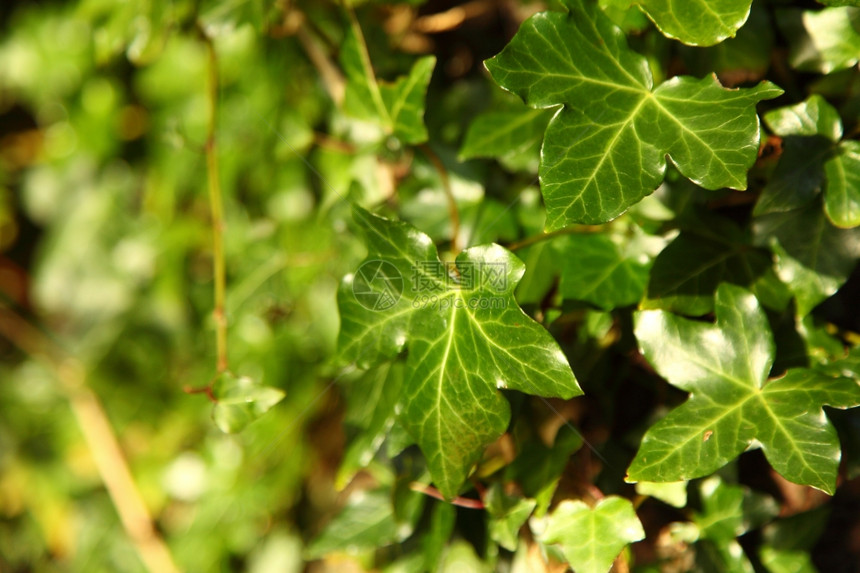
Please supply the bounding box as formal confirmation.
[1,0,860,571]
[328,0,860,570]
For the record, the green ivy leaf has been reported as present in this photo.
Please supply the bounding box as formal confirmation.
[760,548,817,573]
[485,484,537,551]
[556,228,660,310]
[341,15,435,144]
[694,477,778,542]
[817,345,860,380]
[628,284,860,493]
[336,363,403,489]
[691,477,778,573]
[211,372,285,434]
[337,205,581,499]
[599,0,651,31]
[824,140,860,228]
[459,107,554,173]
[644,226,791,316]
[757,96,860,228]
[634,0,754,46]
[635,481,687,508]
[509,425,583,517]
[753,200,860,316]
[422,503,456,571]
[305,487,422,559]
[540,497,645,573]
[485,2,782,228]
[678,2,774,82]
[759,507,829,573]
[777,7,860,74]
[764,94,844,140]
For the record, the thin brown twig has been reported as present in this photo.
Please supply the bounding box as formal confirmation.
[418,144,461,254]
[0,309,181,573]
[412,0,495,34]
[409,482,485,509]
[296,26,345,105]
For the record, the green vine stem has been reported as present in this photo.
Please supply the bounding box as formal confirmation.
[506,224,602,252]
[201,28,229,375]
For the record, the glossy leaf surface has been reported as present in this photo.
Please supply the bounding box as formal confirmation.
[485,2,782,228]
[635,0,754,46]
[337,206,581,499]
[629,284,860,493]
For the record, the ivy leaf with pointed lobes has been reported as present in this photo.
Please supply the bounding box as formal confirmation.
[628,284,860,494]
[539,497,645,573]
[337,206,581,499]
[340,15,435,145]
[485,1,782,229]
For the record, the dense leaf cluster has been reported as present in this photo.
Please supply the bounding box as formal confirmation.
[0,0,859,571]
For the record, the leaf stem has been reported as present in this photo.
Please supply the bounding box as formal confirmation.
[419,143,461,254]
[506,225,602,251]
[409,482,484,509]
[201,29,229,374]
[296,25,345,106]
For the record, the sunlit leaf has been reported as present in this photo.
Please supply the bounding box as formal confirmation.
[540,496,645,573]
[824,140,860,228]
[341,16,435,144]
[485,1,781,228]
[634,0,754,46]
[777,7,860,74]
[337,205,581,499]
[212,372,285,434]
[628,284,860,493]
[486,484,536,551]
[635,481,687,508]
